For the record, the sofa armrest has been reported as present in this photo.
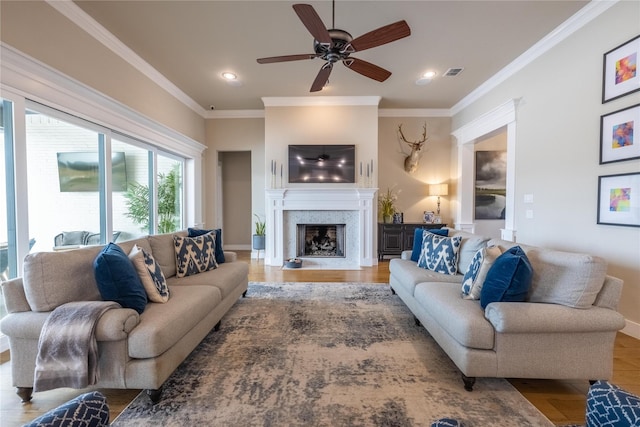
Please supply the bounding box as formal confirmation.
[95,308,140,341]
[485,302,626,334]
[0,278,31,313]
[401,250,413,260]
[223,251,237,263]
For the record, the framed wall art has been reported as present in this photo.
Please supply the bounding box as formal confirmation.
[602,34,640,103]
[597,172,640,227]
[600,103,640,164]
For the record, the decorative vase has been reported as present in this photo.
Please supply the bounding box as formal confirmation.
[383,215,392,224]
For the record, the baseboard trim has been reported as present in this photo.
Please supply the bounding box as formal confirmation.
[622,319,640,340]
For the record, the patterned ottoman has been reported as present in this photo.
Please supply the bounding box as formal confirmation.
[586,381,640,427]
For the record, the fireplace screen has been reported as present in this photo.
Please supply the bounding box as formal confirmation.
[297,224,346,258]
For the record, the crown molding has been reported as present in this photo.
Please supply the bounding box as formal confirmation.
[45,0,208,118]
[1,43,206,156]
[207,110,265,119]
[378,108,451,118]
[262,96,381,107]
[451,0,619,116]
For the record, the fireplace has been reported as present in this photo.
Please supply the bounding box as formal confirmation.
[297,224,346,258]
[265,188,378,268]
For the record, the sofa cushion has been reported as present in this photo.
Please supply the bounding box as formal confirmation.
[129,245,169,303]
[188,228,225,264]
[166,261,249,299]
[461,246,502,300]
[586,380,640,427]
[148,231,187,278]
[127,285,222,358]
[480,246,533,309]
[488,239,609,308]
[414,282,495,350]
[445,229,491,274]
[417,234,462,275]
[23,247,104,312]
[410,228,448,262]
[389,259,463,296]
[174,233,218,278]
[93,243,147,314]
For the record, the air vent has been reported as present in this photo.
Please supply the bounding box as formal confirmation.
[444,67,464,77]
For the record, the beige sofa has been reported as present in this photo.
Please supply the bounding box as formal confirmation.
[389,228,626,391]
[0,231,249,403]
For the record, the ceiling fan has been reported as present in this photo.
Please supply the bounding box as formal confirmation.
[256,2,411,92]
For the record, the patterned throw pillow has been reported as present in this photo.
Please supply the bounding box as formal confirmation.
[188,227,225,264]
[174,232,218,278]
[417,233,462,275]
[410,228,449,262]
[461,246,502,300]
[129,245,169,303]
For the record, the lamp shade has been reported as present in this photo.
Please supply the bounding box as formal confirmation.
[429,184,449,197]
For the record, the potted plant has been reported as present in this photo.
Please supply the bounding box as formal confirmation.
[379,188,398,223]
[252,214,266,252]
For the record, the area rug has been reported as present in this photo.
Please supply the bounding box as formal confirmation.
[112,282,553,426]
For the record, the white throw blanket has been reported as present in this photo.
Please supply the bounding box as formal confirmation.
[34,300,120,392]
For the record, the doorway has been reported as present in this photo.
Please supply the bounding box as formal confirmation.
[218,151,252,250]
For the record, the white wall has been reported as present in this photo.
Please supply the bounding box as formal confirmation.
[452,1,640,335]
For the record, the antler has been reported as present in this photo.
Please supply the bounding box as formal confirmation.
[398,123,428,148]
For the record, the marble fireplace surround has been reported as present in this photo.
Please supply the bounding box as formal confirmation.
[265,188,378,268]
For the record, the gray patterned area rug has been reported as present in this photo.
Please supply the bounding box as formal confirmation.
[112,282,553,427]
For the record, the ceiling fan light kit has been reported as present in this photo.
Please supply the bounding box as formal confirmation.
[256,2,411,92]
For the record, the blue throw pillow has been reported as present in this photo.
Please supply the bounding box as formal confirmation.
[188,228,225,264]
[93,243,147,314]
[480,245,533,309]
[410,228,449,262]
[417,233,462,275]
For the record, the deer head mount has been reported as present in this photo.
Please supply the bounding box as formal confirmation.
[397,123,428,174]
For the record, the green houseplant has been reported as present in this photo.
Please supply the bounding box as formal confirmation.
[253,214,266,252]
[124,165,181,234]
[378,188,398,223]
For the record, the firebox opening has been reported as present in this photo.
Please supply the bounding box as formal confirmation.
[297,224,346,258]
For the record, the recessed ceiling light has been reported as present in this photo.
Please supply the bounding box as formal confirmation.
[221,72,237,80]
[415,70,437,86]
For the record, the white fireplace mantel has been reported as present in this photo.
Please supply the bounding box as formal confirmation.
[265,188,378,267]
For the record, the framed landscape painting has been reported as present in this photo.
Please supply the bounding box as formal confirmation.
[602,34,640,103]
[474,151,507,220]
[597,172,640,227]
[600,103,640,164]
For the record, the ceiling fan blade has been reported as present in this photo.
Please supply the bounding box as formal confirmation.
[257,54,317,64]
[310,63,333,92]
[343,57,391,82]
[293,4,332,45]
[348,20,411,52]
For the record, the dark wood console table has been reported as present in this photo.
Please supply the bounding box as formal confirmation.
[378,223,446,260]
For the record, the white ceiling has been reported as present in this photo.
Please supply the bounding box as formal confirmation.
[73,0,588,112]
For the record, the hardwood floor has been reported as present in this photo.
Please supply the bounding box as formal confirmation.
[1,251,638,426]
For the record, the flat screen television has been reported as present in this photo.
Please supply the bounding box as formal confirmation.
[57,152,128,192]
[288,145,355,183]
